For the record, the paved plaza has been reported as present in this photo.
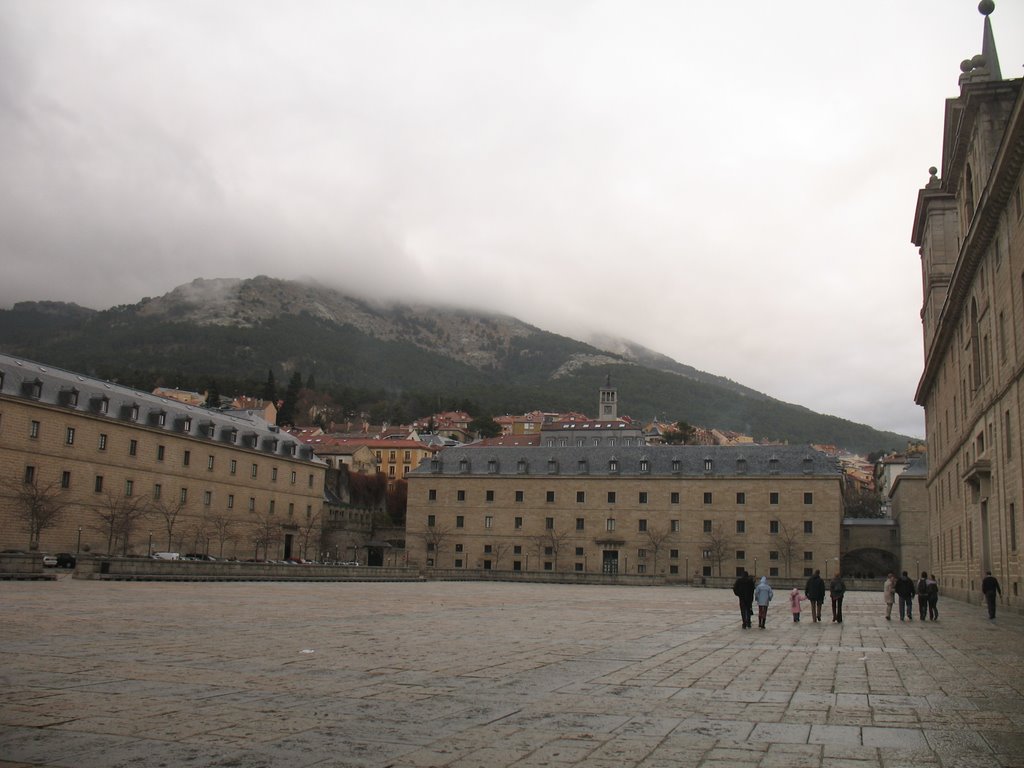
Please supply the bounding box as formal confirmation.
[1,577,1022,768]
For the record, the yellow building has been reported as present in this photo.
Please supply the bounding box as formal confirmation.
[0,355,326,560]
[406,444,843,580]
[912,3,1023,610]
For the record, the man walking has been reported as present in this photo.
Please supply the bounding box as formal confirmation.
[830,571,846,623]
[982,571,1002,619]
[895,570,916,621]
[733,569,755,629]
[805,569,826,622]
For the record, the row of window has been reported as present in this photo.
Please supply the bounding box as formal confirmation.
[430,489,814,505]
[425,512,816,534]
[22,465,313,516]
[444,456,815,475]
[27,422,316,487]
[22,407,299,455]
[432,541,816,561]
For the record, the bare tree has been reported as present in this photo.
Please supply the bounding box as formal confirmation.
[702,523,733,577]
[530,528,569,571]
[297,507,323,560]
[207,513,236,558]
[92,491,148,555]
[421,525,451,568]
[776,522,801,578]
[149,497,187,552]
[251,513,283,560]
[491,542,512,570]
[2,476,71,551]
[643,524,675,575]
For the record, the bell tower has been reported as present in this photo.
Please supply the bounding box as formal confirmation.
[598,375,617,419]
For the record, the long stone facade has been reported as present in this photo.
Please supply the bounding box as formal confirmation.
[912,4,1023,610]
[0,354,327,559]
[406,444,843,581]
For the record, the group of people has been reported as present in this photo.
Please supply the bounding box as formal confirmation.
[733,567,1009,627]
[883,571,939,621]
[731,569,847,628]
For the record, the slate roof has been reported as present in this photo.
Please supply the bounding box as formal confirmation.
[410,443,841,478]
[0,354,320,463]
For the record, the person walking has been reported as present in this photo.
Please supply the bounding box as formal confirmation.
[830,571,846,623]
[733,570,755,629]
[916,572,929,620]
[883,573,896,620]
[789,587,807,622]
[981,571,1002,619]
[753,576,774,628]
[805,569,826,622]
[895,571,916,621]
[926,573,939,620]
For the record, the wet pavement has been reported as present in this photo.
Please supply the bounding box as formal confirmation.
[1,577,1022,767]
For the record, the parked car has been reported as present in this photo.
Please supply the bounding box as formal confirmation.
[340,561,360,567]
[42,554,58,567]
[151,552,181,560]
[55,553,77,568]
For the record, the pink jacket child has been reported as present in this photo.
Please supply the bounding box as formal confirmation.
[790,588,808,622]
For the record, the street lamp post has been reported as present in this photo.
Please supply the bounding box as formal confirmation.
[76,527,82,555]
[754,557,758,577]
[148,532,153,557]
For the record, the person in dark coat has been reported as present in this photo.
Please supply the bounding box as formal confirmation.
[805,570,826,622]
[926,573,939,620]
[733,570,755,629]
[894,571,916,621]
[829,572,846,623]
[981,571,1002,619]
[916,572,929,620]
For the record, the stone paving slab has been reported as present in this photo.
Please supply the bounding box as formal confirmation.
[1,577,1022,767]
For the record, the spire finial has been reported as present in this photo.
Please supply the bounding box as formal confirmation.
[979,1,1002,80]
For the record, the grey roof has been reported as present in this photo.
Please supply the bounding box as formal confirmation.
[410,443,841,478]
[0,354,321,464]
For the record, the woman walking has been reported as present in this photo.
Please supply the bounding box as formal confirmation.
[754,576,774,629]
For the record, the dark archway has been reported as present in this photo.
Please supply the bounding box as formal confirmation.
[841,548,899,580]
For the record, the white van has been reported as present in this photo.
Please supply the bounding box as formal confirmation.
[151,552,180,560]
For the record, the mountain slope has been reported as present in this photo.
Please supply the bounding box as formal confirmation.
[0,276,913,453]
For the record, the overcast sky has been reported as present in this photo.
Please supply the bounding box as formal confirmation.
[2,2,1021,439]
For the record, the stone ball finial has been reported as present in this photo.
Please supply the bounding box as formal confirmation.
[971,54,987,69]
[929,166,938,176]
[979,0,995,17]
[961,59,974,73]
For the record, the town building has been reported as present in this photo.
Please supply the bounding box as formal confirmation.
[405,443,843,580]
[912,2,1023,608]
[0,354,326,560]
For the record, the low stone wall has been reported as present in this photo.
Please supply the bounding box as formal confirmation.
[423,568,666,586]
[73,556,419,582]
[0,553,57,580]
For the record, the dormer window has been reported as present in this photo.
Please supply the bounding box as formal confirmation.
[26,379,42,399]
[131,404,140,421]
[430,457,441,473]
[769,456,780,474]
[671,459,681,473]
[704,457,713,472]
[577,459,588,474]
[156,411,167,427]
[459,458,470,474]
[487,459,498,474]
[608,459,619,473]
[517,458,528,474]
[802,456,814,474]
[230,429,239,444]
[547,458,558,474]
[183,417,192,433]
[736,457,747,474]
[639,458,650,473]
